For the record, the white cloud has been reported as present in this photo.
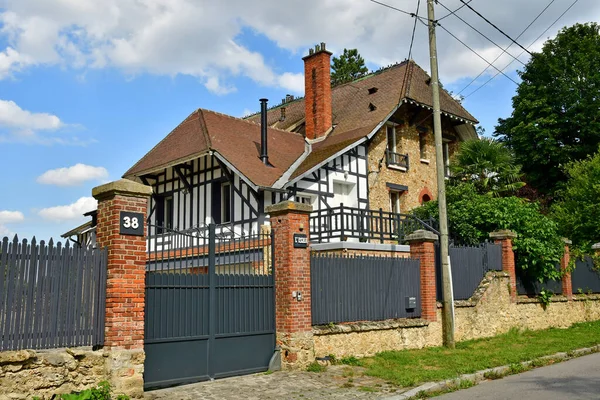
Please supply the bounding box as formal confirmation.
[0,99,62,131]
[38,197,98,222]
[278,73,304,93]
[0,98,89,145]
[0,210,25,237]
[0,0,597,90]
[0,210,25,224]
[37,164,109,187]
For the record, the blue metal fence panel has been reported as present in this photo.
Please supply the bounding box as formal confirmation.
[572,256,600,294]
[436,243,503,301]
[144,224,275,389]
[516,264,562,296]
[310,254,421,325]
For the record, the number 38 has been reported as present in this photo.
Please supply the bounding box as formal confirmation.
[123,216,139,229]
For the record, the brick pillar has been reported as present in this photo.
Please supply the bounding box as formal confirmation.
[93,179,152,398]
[405,230,438,322]
[490,230,518,302]
[561,238,573,301]
[265,201,313,368]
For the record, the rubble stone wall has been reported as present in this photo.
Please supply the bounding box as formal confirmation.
[313,273,600,359]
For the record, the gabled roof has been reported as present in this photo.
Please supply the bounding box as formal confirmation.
[123,109,306,188]
[124,60,477,188]
[247,60,477,181]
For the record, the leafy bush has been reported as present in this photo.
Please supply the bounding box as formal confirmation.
[413,183,564,281]
[33,381,129,400]
[551,150,600,249]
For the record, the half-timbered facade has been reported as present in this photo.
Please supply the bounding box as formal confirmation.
[116,42,478,244]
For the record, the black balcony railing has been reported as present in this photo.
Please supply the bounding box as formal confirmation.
[386,149,409,170]
[309,205,439,243]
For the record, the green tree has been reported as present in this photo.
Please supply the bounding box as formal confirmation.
[331,48,369,84]
[413,183,564,281]
[450,138,525,196]
[551,149,600,248]
[494,23,600,196]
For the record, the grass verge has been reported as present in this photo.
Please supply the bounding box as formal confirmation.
[357,321,600,387]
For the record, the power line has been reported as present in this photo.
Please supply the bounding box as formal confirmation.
[368,0,421,18]
[437,0,473,21]
[464,0,579,98]
[459,0,533,56]
[437,0,525,66]
[437,23,520,85]
[457,0,556,95]
[408,0,422,60]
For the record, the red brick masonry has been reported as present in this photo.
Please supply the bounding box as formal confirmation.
[93,180,152,350]
[267,201,313,334]
[490,230,518,302]
[406,230,438,322]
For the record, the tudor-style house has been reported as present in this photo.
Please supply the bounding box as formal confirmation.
[119,43,477,243]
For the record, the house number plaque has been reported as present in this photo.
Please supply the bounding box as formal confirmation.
[119,211,144,236]
[293,233,308,248]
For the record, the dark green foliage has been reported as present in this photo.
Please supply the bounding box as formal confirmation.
[34,381,130,400]
[331,48,368,85]
[339,356,361,366]
[551,149,600,249]
[413,184,564,280]
[494,23,600,196]
[450,138,525,196]
[306,361,327,372]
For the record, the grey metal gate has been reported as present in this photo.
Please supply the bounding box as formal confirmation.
[144,224,275,390]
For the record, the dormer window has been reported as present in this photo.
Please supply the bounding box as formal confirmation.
[368,87,378,94]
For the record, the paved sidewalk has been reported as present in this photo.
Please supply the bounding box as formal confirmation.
[145,366,408,400]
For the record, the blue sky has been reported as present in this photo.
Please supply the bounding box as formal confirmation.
[0,0,597,241]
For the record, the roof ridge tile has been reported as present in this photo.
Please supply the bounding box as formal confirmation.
[200,108,305,137]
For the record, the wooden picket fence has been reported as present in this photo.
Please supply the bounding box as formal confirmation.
[0,236,107,351]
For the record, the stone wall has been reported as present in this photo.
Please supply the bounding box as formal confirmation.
[0,347,106,400]
[367,107,461,213]
[0,347,145,400]
[313,272,600,358]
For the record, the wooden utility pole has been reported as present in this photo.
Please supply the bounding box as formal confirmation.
[426,0,455,348]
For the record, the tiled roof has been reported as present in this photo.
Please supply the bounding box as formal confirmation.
[249,60,477,180]
[125,60,477,188]
[123,109,306,188]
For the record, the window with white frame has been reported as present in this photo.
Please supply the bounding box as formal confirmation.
[419,132,427,160]
[386,125,397,153]
[295,194,313,205]
[390,191,401,214]
[221,182,231,223]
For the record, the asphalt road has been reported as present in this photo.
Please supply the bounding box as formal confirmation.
[437,352,600,400]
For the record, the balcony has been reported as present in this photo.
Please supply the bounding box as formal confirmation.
[386,149,409,171]
[309,205,439,243]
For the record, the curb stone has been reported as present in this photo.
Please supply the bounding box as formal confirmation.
[380,344,600,399]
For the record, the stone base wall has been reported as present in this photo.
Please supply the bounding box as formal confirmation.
[277,332,314,370]
[313,273,600,359]
[0,347,144,399]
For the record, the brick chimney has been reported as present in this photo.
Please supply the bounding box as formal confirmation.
[303,42,332,140]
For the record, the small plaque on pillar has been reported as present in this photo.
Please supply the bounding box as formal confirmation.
[119,211,144,236]
[293,233,308,248]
